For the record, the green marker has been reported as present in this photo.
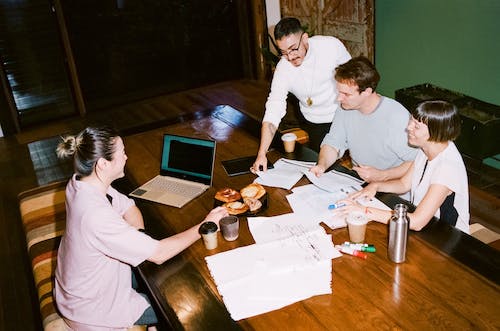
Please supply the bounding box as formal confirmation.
[342,242,376,253]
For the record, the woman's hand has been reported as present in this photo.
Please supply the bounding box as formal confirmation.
[203,206,229,228]
[333,198,365,218]
[349,183,378,201]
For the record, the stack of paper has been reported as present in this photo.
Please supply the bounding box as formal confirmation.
[205,216,341,320]
[254,158,315,189]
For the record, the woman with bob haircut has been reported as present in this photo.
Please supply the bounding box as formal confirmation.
[54,126,228,330]
[338,100,469,233]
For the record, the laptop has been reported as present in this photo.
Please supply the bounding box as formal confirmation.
[130,134,216,208]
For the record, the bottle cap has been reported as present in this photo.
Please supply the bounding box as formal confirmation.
[199,221,218,235]
[361,246,376,253]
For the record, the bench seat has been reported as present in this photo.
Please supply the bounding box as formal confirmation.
[18,181,67,331]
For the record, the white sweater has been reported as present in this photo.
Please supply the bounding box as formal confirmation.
[263,36,351,127]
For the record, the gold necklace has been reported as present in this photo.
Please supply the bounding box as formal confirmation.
[305,53,316,107]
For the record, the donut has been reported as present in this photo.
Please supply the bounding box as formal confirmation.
[223,201,249,215]
[215,187,241,203]
[240,183,266,200]
[243,197,262,212]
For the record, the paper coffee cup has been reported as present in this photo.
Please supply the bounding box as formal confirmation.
[346,212,368,243]
[281,133,297,153]
[199,221,218,249]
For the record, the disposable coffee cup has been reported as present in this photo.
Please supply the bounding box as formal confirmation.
[220,216,239,241]
[199,221,218,249]
[346,212,368,243]
[281,133,297,153]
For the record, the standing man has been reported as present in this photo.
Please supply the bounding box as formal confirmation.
[310,56,417,182]
[252,17,351,172]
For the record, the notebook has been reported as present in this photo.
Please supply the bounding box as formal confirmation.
[129,134,216,208]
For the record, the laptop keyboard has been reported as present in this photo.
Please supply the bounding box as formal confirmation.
[148,177,205,197]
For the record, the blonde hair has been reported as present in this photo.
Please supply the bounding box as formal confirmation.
[56,135,83,159]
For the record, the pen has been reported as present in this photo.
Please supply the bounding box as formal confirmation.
[328,203,346,210]
[335,245,367,259]
[342,242,376,253]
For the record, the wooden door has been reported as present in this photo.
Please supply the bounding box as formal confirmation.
[280,0,374,61]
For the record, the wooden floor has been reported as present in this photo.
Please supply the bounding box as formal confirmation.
[0,79,498,330]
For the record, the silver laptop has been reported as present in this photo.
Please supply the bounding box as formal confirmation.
[130,134,216,208]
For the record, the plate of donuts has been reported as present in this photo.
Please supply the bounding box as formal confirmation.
[214,183,268,216]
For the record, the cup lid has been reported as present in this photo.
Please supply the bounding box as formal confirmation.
[199,221,218,234]
[281,133,297,141]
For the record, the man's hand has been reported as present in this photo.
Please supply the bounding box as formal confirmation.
[251,154,268,174]
[252,121,277,174]
[309,164,326,177]
[352,164,386,182]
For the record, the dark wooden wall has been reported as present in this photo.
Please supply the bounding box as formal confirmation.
[61,0,255,111]
[0,0,263,134]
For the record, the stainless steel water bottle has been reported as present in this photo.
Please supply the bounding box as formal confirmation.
[388,203,409,263]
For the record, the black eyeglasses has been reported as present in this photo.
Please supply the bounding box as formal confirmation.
[279,33,304,57]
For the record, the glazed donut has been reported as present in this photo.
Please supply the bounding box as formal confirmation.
[215,187,241,203]
[240,183,266,200]
[223,201,249,215]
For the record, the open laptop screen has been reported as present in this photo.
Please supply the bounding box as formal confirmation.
[160,134,216,185]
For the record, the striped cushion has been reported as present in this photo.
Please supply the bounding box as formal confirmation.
[18,181,67,331]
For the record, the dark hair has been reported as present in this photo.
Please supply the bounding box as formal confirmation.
[334,56,380,92]
[56,126,120,177]
[274,17,303,40]
[412,100,461,142]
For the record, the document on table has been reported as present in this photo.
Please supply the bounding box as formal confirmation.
[285,183,392,229]
[303,169,363,193]
[206,251,332,321]
[254,158,316,190]
[247,212,323,244]
[205,213,341,321]
[285,184,349,229]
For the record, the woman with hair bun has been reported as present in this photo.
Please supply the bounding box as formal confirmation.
[339,100,469,233]
[54,126,227,330]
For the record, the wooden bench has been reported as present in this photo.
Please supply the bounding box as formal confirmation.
[18,181,67,331]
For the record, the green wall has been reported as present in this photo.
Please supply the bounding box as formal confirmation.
[375,0,500,105]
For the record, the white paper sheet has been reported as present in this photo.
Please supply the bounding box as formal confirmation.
[285,183,391,229]
[210,258,332,321]
[254,158,315,190]
[247,212,323,244]
[303,169,363,193]
[205,229,340,321]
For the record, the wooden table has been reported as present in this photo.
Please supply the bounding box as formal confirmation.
[122,106,500,330]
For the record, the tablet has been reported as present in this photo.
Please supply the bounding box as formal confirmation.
[221,156,274,176]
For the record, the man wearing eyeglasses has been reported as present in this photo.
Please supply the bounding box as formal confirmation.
[252,17,351,172]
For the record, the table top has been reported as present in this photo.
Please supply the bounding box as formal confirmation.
[122,106,500,331]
